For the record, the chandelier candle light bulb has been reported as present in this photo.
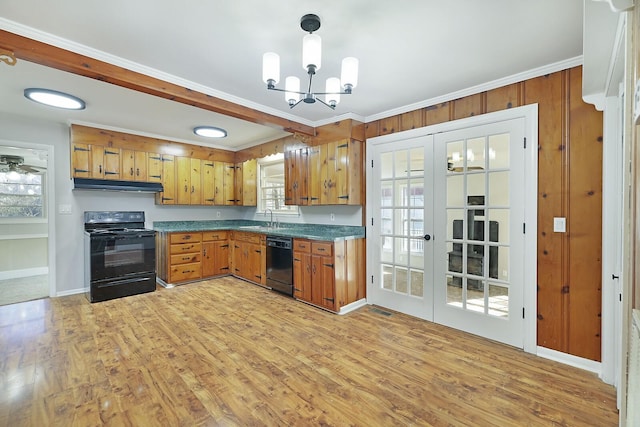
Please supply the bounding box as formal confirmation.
[261,13,358,110]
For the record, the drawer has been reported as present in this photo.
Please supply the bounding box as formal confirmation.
[202,230,228,241]
[170,232,202,244]
[311,241,333,256]
[234,231,262,244]
[170,242,202,254]
[170,263,201,283]
[293,239,311,253]
[170,253,201,265]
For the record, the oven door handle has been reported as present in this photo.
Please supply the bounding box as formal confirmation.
[96,276,152,288]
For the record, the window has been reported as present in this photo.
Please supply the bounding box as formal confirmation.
[0,172,44,218]
[257,154,298,215]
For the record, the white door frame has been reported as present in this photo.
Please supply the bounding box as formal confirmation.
[0,139,56,299]
[366,104,538,353]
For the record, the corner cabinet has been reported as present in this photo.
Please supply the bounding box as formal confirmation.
[285,139,363,206]
[293,237,366,313]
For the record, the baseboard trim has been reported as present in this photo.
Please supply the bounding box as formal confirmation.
[0,267,48,281]
[55,287,86,298]
[338,298,368,315]
[536,346,601,374]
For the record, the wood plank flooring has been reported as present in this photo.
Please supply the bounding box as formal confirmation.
[0,277,618,426]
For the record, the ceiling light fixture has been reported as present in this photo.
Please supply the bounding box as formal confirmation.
[262,14,358,110]
[193,126,227,138]
[24,88,86,110]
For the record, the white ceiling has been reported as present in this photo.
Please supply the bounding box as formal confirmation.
[0,0,584,150]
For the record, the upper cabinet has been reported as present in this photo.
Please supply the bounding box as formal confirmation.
[69,125,257,207]
[285,139,363,206]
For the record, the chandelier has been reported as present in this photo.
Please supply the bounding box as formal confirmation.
[262,14,359,110]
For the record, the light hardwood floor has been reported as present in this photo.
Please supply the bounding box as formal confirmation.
[0,276,618,426]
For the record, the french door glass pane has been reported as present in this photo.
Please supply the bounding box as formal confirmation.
[382,264,393,290]
[446,175,464,206]
[380,152,394,179]
[395,150,408,178]
[488,133,510,170]
[488,283,509,318]
[488,171,509,206]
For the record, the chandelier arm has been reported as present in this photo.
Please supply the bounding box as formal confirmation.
[288,98,305,109]
[314,97,337,110]
[306,71,314,94]
[266,86,306,95]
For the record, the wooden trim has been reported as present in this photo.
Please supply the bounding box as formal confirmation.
[0,30,315,136]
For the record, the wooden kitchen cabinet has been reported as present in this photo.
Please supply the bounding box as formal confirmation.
[285,148,310,206]
[231,231,266,285]
[285,139,362,206]
[147,153,163,183]
[292,238,366,313]
[121,149,148,181]
[70,143,120,179]
[202,231,230,277]
[293,239,312,301]
[168,232,202,284]
[156,154,176,204]
[240,158,257,206]
[202,160,215,205]
[212,161,236,205]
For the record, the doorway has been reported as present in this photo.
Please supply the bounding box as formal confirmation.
[0,142,53,306]
[367,106,537,350]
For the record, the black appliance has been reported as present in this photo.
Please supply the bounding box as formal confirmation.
[84,211,156,302]
[266,236,293,296]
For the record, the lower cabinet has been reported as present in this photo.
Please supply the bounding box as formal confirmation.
[230,231,266,286]
[293,238,366,313]
[202,231,230,277]
[168,232,202,283]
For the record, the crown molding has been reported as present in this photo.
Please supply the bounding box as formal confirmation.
[365,56,584,123]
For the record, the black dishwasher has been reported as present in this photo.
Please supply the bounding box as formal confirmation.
[266,236,293,296]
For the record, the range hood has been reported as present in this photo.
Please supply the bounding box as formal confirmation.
[73,178,164,193]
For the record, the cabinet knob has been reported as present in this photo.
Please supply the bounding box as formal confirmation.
[423,234,431,241]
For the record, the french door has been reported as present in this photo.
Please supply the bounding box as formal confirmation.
[368,111,534,349]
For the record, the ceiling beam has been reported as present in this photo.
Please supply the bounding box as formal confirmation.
[0,30,316,137]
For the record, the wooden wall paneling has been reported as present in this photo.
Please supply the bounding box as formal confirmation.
[425,102,452,126]
[453,93,484,120]
[485,83,523,113]
[524,71,567,353]
[567,68,603,361]
[379,116,400,136]
[400,110,424,132]
[365,121,381,139]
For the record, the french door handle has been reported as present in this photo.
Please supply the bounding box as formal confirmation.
[423,234,431,241]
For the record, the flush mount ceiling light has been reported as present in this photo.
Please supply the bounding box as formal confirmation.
[24,88,86,110]
[262,14,358,110]
[193,126,227,138]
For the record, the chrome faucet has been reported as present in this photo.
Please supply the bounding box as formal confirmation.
[265,209,273,228]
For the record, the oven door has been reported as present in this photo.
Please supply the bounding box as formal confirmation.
[89,232,156,282]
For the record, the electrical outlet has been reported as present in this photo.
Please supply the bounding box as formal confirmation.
[330,213,335,221]
[58,204,72,215]
[216,211,221,218]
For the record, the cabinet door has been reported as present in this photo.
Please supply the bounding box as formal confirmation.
[293,251,312,302]
[248,242,263,284]
[176,156,191,205]
[234,161,244,206]
[335,141,350,204]
[296,148,310,205]
[71,143,91,177]
[121,149,136,180]
[308,146,322,205]
[190,158,202,205]
[213,240,230,275]
[325,141,338,203]
[232,239,243,277]
[223,162,236,205]
[202,241,215,277]
[202,161,215,205]
[319,257,336,310]
[317,143,329,205]
[103,148,120,180]
[284,150,295,205]
[134,151,147,181]
[213,161,225,205]
[242,158,257,206]
[148,153,162,183]
[311,254,325,306]
[90,145,105,179]
[157,154,175,204]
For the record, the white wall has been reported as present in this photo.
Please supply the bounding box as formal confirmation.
[0,113,361,295]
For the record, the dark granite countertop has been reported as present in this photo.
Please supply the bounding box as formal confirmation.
[153,220,365,241]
